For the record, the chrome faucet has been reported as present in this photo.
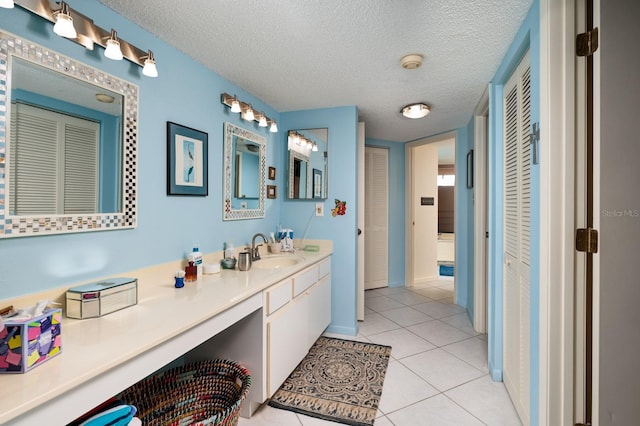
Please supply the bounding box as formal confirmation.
[251,233,269,261]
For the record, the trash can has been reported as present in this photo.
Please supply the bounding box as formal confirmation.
[119,359,251,426]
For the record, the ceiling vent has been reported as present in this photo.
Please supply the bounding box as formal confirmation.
[401,54,423,69]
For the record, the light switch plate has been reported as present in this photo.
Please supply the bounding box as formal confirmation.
[315,203,324,216]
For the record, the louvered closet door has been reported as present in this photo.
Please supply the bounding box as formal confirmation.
[10,103,99,215]
[502,51,531,425]
[64,123,99,213]
[364,146,389,290]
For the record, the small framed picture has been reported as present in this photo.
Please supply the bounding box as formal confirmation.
[167,122,208,196]
[268,166,276,180]
[267,185,277,199]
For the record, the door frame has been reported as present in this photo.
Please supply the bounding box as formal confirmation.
[473,86,489,333]
[539,0,578,423]
[357,122,365,321]
[405,131,457,291]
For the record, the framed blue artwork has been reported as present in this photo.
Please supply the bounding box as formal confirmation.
[167,121,208,196]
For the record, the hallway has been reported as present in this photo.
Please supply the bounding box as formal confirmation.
[240,279,521,425]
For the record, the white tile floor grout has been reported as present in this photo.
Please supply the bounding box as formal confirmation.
[239,278,522,426]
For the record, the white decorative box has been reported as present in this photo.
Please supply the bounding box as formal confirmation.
[66,278,138,319]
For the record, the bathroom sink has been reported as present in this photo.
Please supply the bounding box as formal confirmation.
[253,256,299,269]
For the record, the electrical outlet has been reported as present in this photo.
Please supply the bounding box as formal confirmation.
[315,203,324,216]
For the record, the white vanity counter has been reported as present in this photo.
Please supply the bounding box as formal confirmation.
[0,244,332,425]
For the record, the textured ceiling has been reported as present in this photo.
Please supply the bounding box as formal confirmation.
[98,0,532,142]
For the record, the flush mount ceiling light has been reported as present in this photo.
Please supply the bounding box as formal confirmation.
[401,53,424,70]
[401,103,431,119]
[53,2,76,39]
[95,93,115,103]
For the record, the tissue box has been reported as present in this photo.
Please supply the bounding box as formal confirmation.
[0,308,62,373]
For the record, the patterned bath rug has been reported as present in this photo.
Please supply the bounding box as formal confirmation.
[268,336,392,426]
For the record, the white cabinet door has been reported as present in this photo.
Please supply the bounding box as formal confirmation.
[267,295,308,396]
[307,275,331,348]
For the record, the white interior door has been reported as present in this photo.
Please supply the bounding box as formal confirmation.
[364,146,388,290]
[502,50,531,424]
[357,122,365,320]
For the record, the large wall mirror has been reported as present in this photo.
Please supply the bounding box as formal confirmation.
[0,33,138,238]
[287,128,328,199]
[223,122,266,220]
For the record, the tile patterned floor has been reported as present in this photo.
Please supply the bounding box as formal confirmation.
[239,278,522,426]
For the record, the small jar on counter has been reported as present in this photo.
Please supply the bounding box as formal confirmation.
[174,270,185,288]
[185,261,197,282]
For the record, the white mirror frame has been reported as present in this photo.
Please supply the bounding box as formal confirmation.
[223,122,266,220]
[0,33,138,238]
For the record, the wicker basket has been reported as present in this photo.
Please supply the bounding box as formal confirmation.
[119,359,251,426]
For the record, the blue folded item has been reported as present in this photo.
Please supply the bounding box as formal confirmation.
[68,398,137,426]
[79,404,137,426]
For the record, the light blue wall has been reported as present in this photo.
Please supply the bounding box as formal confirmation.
[365,138,405,288]
[488,1,540,423]
[455,122,475,316]
[0,0,283,298]
[279,107,359,335]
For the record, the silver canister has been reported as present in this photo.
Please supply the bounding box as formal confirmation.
[238,251,252,271]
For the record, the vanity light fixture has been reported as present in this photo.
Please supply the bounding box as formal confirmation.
[52,1,76,39]
[401,102,431,119]
[220,93,278,132]
[288,131,317,152]
[141,50,158,77]
[104,29,123,60]
[5,0,159,77]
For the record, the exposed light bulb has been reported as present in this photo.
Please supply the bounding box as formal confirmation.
[104,30,123,61]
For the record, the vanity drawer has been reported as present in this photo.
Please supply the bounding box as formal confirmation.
[318,257,331,280]
[293,266,318,297]
[265,278,293,315]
